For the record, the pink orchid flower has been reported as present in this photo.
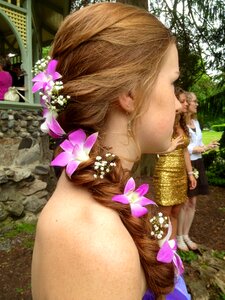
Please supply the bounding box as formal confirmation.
[112,177,156,218]
[157,222,184,276]
[32,59,61,93]
[51,129,98,177]
[40,109,65,138]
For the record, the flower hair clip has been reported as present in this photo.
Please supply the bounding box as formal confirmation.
[112,177,156,218]
[150,213,184,275]
[32,56,51,75]
[93,153,116,179]
[51,129,98,178]
[193,168,199,179]
[32,57,70,138]
[188,168,199,179]
[155,219,184,276]
[150,212,169,240]
[32,58,100,179]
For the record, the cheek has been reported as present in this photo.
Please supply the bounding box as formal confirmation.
[136,87,176,152]
[138,108,175,153]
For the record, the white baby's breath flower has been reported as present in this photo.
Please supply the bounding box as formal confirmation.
[149,211,169,240]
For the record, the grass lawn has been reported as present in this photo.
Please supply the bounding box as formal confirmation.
[202,130,223,145]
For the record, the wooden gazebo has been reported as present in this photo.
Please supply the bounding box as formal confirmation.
[0,0,148,107]
[0,0,71,107]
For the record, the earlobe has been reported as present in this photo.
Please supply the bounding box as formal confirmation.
[118,92,135,113]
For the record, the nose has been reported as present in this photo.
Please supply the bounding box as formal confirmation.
[175,97,182,112]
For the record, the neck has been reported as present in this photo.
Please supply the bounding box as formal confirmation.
[186,114,192,125]
[102,110,139,171]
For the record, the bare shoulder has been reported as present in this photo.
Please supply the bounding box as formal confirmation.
[32,175,145,300]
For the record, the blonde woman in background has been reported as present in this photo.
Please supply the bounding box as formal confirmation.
[177,92,219,251]
[153,88,196,242]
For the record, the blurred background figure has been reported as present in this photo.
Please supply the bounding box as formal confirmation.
[153,87,196,240]
[177,92,219,251]
[5,57,18,87]
[0,56,12,101]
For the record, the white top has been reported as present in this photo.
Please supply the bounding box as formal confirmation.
[187,119,204,161]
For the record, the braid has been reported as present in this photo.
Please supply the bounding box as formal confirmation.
[53,138,174,296]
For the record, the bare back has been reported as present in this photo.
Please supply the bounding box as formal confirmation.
[32,172,146,300]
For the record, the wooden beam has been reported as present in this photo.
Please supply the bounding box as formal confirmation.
[42,22,57,36]
[116,0,148,10]
[35,0,64,15]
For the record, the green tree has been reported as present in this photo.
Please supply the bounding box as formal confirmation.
[191,74,225,125]
[71,0,148,10]
[117,0,147,9]
[149,0,225,89]
[71,0,113,11]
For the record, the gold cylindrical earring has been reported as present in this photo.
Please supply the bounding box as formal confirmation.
[127,113,132,137]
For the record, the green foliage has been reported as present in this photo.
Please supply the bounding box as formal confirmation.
[198,89,225,124]
[71,0,147,11]
[191,74,222,102]
[15,287,24,294]
[149,0,225,88]
[218,207,225,212]
[211,124,225,132]
[211,250,225,260]
[22,239,34,249]
[219,131,225,149]
[42,46,51,58]
[71,0,113,11]
[206,150,225,186]
[177,250,198,263]
[0,222,36,250]
[191,74,225,125]
[203,136,225,186]
[202,131,223,145]
[207,154,225,178]
[202,150,217,169]
[2,222,36,239]
[207,172,225,187]
[219,149,225,159]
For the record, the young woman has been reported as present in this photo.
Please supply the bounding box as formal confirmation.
[31,3,187,299]
[153,88,196,242]
[177,92,219,250]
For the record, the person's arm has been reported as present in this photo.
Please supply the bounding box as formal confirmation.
[184,148,197,190]
[203,140,220,152]
[188,120,219,154]
[191,141,219,154]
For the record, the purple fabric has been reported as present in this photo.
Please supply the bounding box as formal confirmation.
[0,71,12,100]
[142,289,155,300]
[166,275,191,300]
[143,276,191,300]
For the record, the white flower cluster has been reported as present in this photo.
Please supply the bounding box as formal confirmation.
[40,81,70,113]
[33,56,70,114]
[193,168,199,179]
[150,212,169,240]
[32,56,51,75]
[93,153,116,179]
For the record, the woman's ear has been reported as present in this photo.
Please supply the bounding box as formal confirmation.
[118,92,135,113]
